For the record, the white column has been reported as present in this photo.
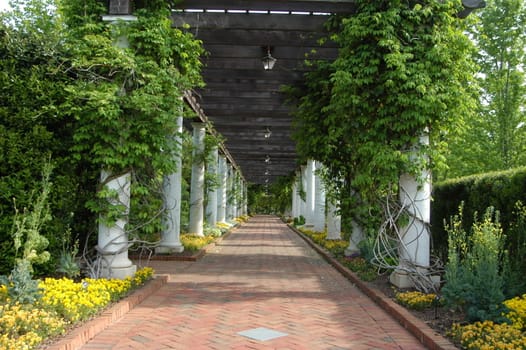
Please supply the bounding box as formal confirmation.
[304,160,316,226]
[390,132,433,289]
[326,198,341,240]
[232,171,239,219]
[345,220,364,256]
[299,166,307,220]
[243,182,248,216]
[216,156,227,223]
[188,122,205,236]
[98,13,136,279]
[239,176,244,216]
[312,161,326,232]
[291,178,298,218]
[226,164,234,221]
[205,146,219,226]
[157,112,184,254]
[98,171,136,279]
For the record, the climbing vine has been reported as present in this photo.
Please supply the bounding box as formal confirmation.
[290,0,478,232]
[58,1,204,251]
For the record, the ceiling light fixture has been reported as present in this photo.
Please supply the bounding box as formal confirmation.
[262,46,277,71]
[264,126,272,139]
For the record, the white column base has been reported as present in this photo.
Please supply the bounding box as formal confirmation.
[98,250,137,279]
[100,263,137,280]
[155,243,184,254]
[389,270,441,289]
[344,247,361,257]
[344,221,364,257]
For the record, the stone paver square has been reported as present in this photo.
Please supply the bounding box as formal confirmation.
[237,327,288,341]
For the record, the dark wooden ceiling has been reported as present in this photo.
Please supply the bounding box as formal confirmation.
[172,0,356,184]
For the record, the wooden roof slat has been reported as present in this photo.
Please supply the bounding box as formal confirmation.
[175,0,356,13]
[172,12,330,31]
[204,44,338,60]
[187,29,335,47]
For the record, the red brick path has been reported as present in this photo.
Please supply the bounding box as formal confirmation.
[80,215,435,349]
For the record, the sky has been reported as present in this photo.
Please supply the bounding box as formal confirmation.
[0,0,10,12]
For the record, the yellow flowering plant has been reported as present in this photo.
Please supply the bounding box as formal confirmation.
[0,303,66,350]
[0,267,154,349]
[395,291,439,310]
[449,320,526,350]
[180,233,215,252]
[503,293,526,331]
[448,294,526,349]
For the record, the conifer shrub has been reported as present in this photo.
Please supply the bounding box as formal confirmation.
[442,206,508,322]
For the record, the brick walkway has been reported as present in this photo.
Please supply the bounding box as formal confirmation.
[81,215,430,350]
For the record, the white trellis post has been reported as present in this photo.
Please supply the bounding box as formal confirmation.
[299,166,307,221]
[216,156,227,223]
[205,146,219,226]
[345,220,365,256]
[304,160,316,227]
[157,108,184,254]
[326,197,341,240]
[313,161,326,232]
[390,132,437,289]
[226,163,234,221]
[97,171,136,279]
[188,122,206,236]
[291,177,298,218]
[97,11,137,279]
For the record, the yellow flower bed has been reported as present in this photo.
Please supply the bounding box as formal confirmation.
[449,320,526,350]
[395,291,438,310]
[0,267,154,350]
[449,294,526,349]
[299,228,326,245]
[215,222,231,230]
[503,293,526,331]
[180,233,215,252]
[0,303,65,350]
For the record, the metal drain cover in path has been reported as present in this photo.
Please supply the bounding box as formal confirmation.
[237,327,288,341]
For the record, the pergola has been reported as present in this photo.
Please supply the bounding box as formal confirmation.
[171,0,357,185]
[101,0,485,283]
[108,0,484,185]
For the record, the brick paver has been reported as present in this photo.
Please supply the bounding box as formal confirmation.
[81,215,428,349]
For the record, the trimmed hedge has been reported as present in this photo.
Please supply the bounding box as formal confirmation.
[431,167,526,260]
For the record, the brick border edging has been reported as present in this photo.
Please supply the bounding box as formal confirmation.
[45,275,168,350]
[288,225,458,350]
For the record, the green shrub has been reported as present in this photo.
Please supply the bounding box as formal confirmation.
[431,167,526,262]
[502,201,526,297]
[293,215,305,227]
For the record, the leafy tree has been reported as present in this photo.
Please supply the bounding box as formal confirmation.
[445,0,526,177]
[60,0,204,245]
[0,0,82,276]
[290,0,478,230]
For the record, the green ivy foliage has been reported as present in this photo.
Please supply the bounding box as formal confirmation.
[59,1,205,237]
[289,0,478,232]
[1,0,205,274]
